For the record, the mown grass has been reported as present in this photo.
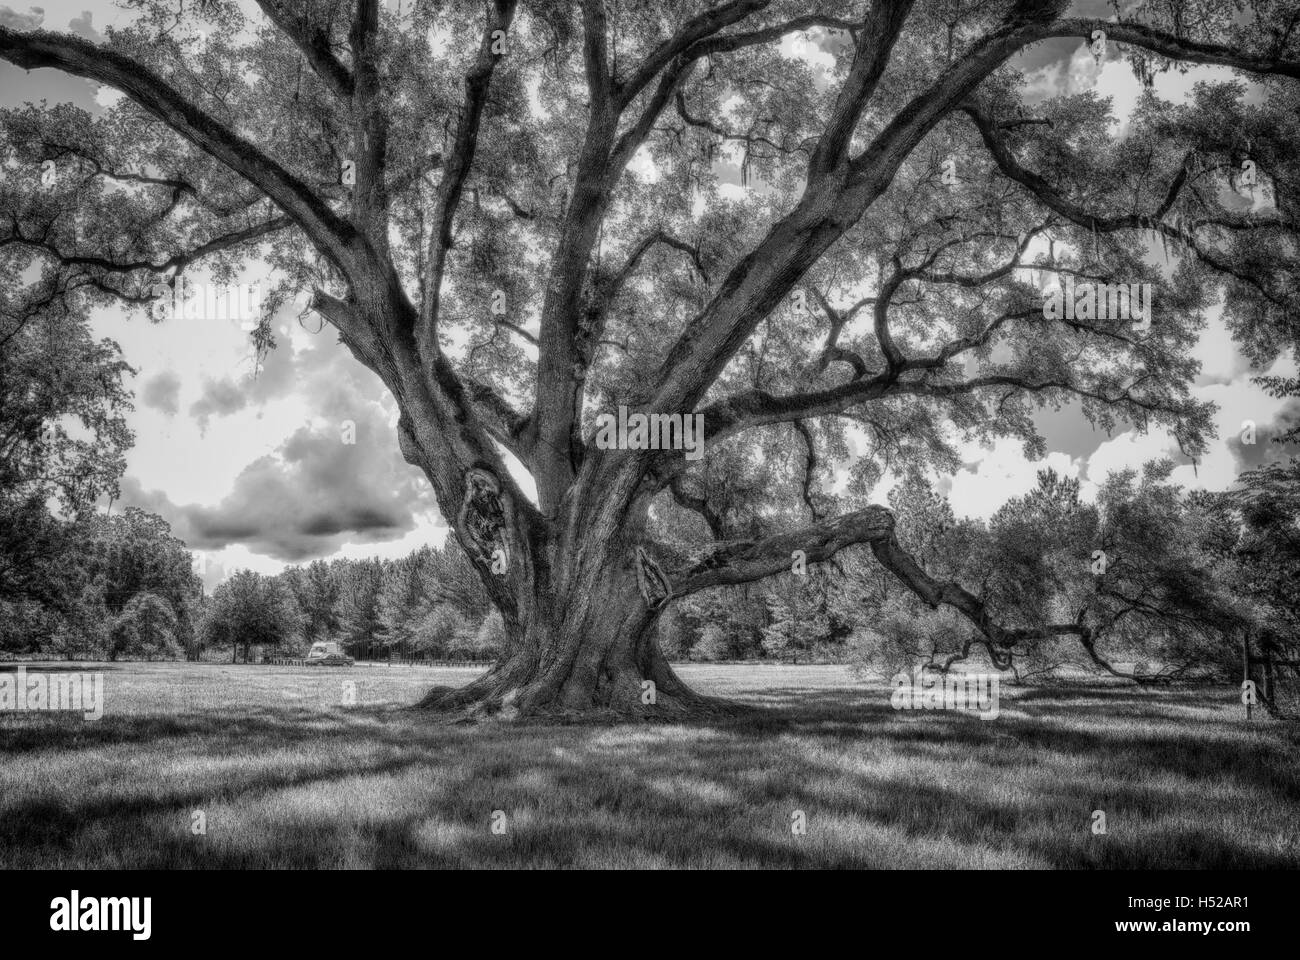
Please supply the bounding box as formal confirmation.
[1,662,1297,868]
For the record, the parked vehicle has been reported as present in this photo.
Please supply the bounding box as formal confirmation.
[305,641,354,666]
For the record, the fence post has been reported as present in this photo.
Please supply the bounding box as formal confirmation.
[1242,632,1253,722]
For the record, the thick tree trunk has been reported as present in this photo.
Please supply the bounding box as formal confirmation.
[418,601,715,719]
[417,508,730,719]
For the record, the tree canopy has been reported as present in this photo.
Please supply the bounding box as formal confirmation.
[3,0,1298,716]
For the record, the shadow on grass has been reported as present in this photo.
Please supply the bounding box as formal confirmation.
[2,681,1297,868]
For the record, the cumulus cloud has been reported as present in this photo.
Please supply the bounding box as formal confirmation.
[140,370,182,416]
[1084,428,1184,494]
[948,437,1084,521]
[0,6,45,29]
[67,10,102,42]
[112,295,451,570]
[122,385,437,562]
[1221,398,1300,474]
[1081,372,1299,495]
[189,377,248,431]
[0,6,104,112]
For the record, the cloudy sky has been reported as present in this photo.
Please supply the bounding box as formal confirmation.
[3,1,1295,590]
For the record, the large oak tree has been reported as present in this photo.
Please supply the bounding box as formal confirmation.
[2,0,1297,717]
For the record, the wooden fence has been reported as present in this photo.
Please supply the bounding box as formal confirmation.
[262,657,494,668]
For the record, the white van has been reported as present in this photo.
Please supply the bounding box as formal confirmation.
[305,640,354,666]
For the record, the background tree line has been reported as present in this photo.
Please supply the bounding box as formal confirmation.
[206,545,506,663]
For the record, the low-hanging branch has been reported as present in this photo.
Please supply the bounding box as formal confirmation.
[665,505,1089,666]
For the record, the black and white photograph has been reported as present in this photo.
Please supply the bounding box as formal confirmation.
[1,0,1297,907]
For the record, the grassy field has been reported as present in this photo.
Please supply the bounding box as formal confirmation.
[2,661,1297,868]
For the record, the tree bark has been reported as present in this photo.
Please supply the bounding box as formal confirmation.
[417,514,727,719]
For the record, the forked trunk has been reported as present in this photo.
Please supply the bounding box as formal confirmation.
[390,383,737,720]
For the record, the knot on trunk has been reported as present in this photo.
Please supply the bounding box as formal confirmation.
[458,467,507,564]
[635,546,672,609]
[395,413,423,468]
